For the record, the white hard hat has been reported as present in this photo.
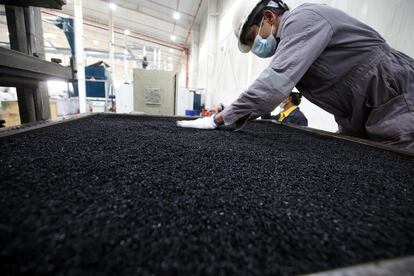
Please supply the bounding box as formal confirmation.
[232,0,288,53]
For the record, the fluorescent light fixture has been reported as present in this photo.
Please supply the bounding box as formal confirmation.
[43,33,56,39]
[109,2,117,10]
[93,40,99,45]
[170,35,176,41]
[124,29,130,35]
[169,48,174,53]
[173,12,180,20]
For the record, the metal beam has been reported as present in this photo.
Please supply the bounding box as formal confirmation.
[96,0,191,30]
[143,0,194,18]
[0,47,72,85]
[0,0,66,10]
[41,9,186,51]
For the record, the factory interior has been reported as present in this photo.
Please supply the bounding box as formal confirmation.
[0,0,414,275]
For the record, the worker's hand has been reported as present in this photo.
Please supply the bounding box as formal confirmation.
[210,103,225,114]
[177,115,218,129]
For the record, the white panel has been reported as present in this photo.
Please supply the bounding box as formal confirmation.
[218,1,236,43]
[197,10,209,89]
[176,87,194,116]
[115,83,134,113]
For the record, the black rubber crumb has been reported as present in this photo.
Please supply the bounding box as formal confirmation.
[0,115,413,276]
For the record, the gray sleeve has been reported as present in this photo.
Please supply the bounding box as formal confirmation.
[221,10,333,127]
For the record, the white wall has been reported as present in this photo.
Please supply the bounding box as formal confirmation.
[194,0,414,132]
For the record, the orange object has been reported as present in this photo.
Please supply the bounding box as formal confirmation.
[201,109,212,117]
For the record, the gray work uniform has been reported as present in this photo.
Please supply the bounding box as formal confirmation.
[221,3,414,149]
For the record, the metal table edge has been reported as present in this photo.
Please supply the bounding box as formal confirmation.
[1,114,413,157]
[258,119,414,158]
[0,113,96,139]
[303,255,414,276]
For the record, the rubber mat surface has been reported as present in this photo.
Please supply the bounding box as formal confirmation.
[1,115,413,276]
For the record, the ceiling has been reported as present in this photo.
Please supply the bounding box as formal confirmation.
[62,0,206,49]
[0,0,206,73]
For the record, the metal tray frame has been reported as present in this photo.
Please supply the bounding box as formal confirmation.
[1,113,413,157]
[0,113,413,273]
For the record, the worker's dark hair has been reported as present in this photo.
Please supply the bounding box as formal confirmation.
[290,92,302,106]
[241,0,289,45]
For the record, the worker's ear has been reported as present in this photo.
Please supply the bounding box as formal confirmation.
[263,10,276,25]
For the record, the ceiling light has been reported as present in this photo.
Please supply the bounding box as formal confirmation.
[173,12,180,20]
[124,29,130,35]
[169,49,173,53]
[109,2,117,10]
[170,35,176,41]
[93,40,99,45]
[43,33,56,39]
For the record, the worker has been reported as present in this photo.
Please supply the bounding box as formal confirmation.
[177,0,414,149]
[274,92,307,126]
[142,56,148,69]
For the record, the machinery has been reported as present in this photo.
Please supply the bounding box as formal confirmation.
[85,61,111,98]
[85,61,113,112]
[55,18,113,112]
[187,88,205,116]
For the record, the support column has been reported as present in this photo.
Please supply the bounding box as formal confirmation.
[5,6,28,53]
[109,7,115,82]
[153,48,157,69]
[206,0,219,108]
[74,0,87,113]
[31,7,51,121]
[157,48,161,70]
[16,88,37,123]
[6,6,35,123]
[123,33,128,82]
[189,25,200,88]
